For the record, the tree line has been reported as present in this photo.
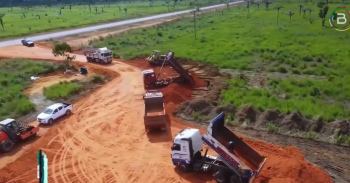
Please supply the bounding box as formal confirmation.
[0,0,175,7]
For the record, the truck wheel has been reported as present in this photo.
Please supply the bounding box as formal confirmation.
[66,110,71,116]
[48,118,53,125]
[214,170,228,183]
[0,139,15,153]
[229,174,241,183]
[178,161,189,173]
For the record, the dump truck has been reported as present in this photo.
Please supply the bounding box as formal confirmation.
[83,47,113,64]
[171,113,266,183]
[142,50,193,89]
[0,119,39,153]
[143,90,167,132]
[146,50,169,66]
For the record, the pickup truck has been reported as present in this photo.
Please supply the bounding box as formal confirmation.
[37,103,73,124]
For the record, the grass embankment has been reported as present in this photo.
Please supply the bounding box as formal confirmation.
[43,74,106,100]
[0,0,221,39]
[43,81,83,100]
[0,59,59,120]
[93,1,349,121]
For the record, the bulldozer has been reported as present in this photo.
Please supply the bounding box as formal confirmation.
[146,50,169,66]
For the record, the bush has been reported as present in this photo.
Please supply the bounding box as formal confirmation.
[267,123,279,134]
[90,75,105,83]
[306,131,317,139]
[43,81,83,100]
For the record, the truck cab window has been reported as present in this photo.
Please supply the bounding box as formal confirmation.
[54,109,58,114]
[172,144,181,151]
[58,106,63,111]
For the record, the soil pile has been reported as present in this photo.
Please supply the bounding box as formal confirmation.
[244,139,333,183]
[173,99,235,121]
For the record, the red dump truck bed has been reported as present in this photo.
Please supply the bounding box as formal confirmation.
[143,90,167,131]
[202,113,266,176]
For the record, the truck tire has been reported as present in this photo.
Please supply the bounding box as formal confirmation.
[229,174,241,183]
[178,161,189,173]
[0,139,15,153]
[48,118,53,125]
[66,110,71,116]
[214,170,229,183]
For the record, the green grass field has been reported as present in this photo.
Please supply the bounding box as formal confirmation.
[0,59,59,120]
[92,0,350,121]
[0,0,221,39]
[43,81,83,100]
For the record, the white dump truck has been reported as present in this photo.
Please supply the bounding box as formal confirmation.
[83,47,113,64]
[171,113,266,183]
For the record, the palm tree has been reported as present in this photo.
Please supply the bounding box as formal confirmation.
[192,6,200,38]
[124,7,128,16]
[275,5,284,24]
[286,11,295,23]
[173,0,179,10]
[0,13,5,30]
[298,4,303,15]
[265,1,272,12]
[302,8,307,17]
[307,8,313,16]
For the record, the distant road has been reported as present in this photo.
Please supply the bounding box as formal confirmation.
[0,1,243,47]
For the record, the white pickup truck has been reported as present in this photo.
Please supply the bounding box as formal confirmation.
[37,103,73,124]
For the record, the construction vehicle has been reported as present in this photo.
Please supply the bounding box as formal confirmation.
[171,113,266,183]
[146,50,169,66]
[0,118,39,153]
[142,50,193,89]
[143,90,167,132]
[83,47,113,64]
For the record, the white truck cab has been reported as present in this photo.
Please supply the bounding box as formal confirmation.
[171,128,203,166]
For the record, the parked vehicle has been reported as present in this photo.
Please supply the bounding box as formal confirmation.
[143,90,167,132]
[37,103,73,124]
[83,47,113,64]
[0,118,39,153]
[21,38,35,47]
[142,50,193,89]
[171,113,266,183]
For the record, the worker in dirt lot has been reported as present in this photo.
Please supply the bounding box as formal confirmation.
[206,80,211,90]
[228,141,235,154]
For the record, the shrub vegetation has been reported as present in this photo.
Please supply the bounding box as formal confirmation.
[0,59,59,120]
[43,81,83,100]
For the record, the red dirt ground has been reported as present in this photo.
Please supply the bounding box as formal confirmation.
[0,45,333,183]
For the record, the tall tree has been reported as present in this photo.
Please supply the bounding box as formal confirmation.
[275,5,284,24]
[0,14,5,30]
[317,1,329,27]
[52,42,76,70]
[286,11,295,23]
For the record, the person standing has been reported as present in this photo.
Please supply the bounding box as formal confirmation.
[206,80,211,90]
